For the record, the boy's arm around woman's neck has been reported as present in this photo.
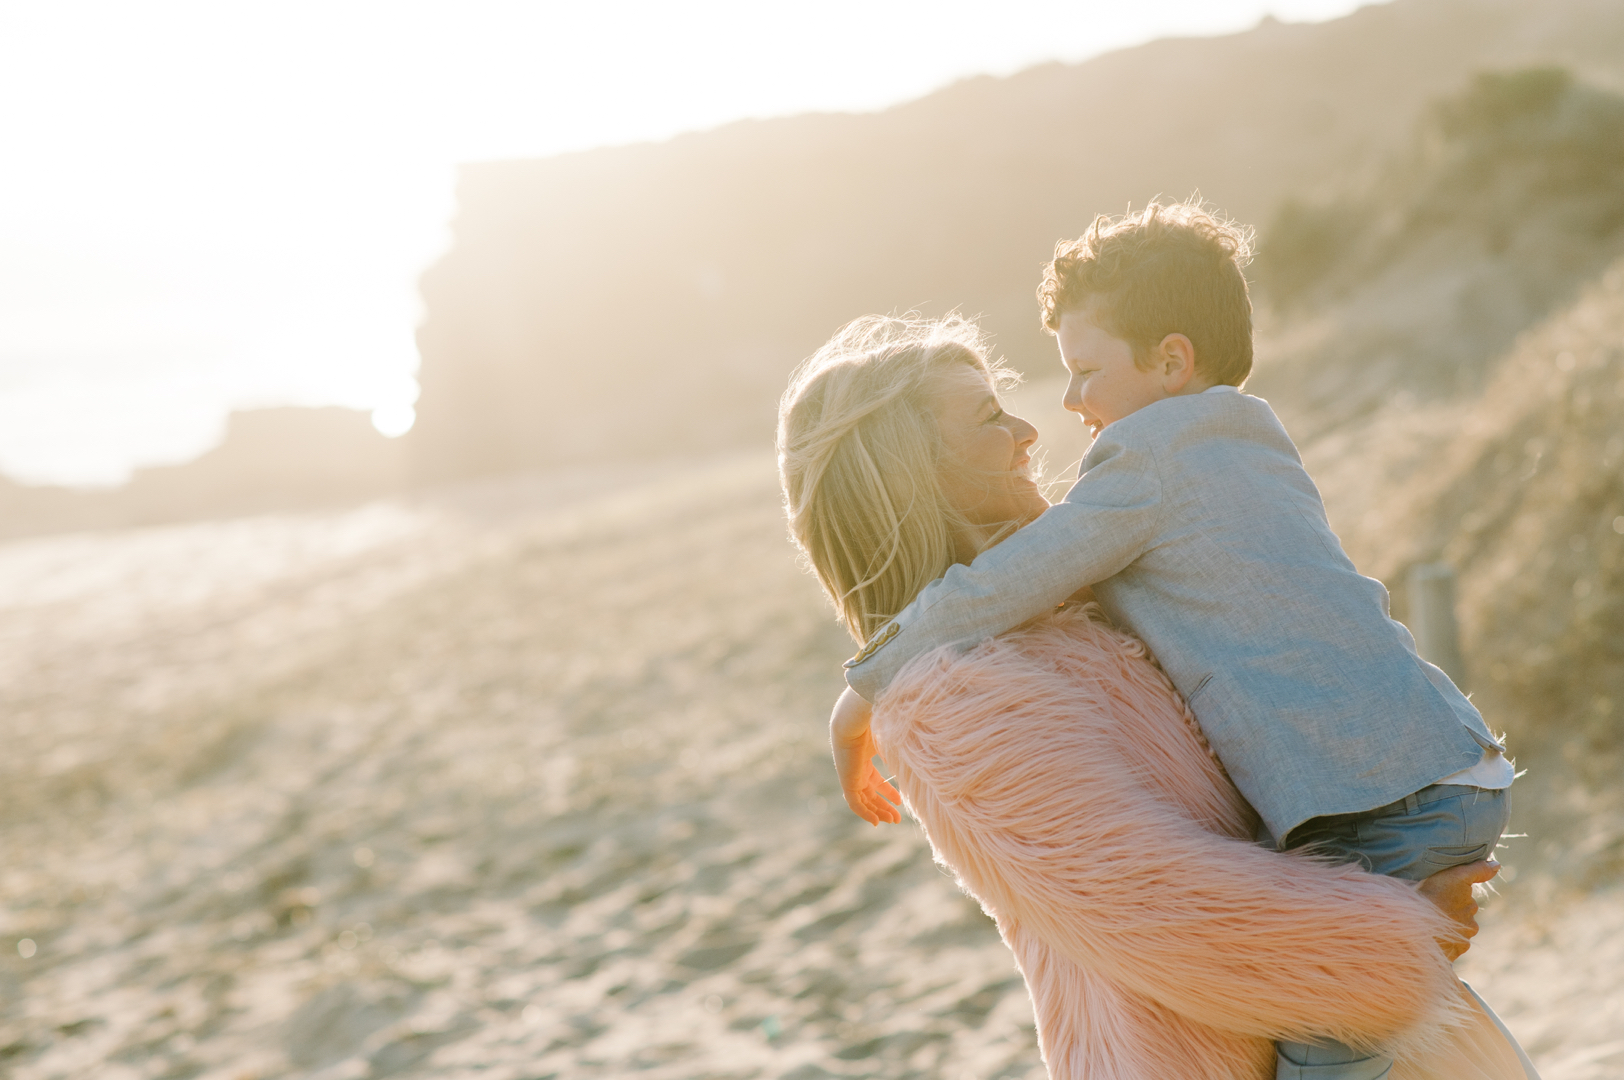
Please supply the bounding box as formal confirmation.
[844,415,1170,702]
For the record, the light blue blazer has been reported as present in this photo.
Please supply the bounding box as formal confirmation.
[845,387,1502,842]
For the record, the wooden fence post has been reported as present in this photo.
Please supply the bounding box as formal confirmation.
[1406,562,1467,689]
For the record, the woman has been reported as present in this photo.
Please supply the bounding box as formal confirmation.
[776,315,1536,1079]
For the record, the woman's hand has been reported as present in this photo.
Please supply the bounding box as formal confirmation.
[1416,859,1500,961]
[830,687,903,826]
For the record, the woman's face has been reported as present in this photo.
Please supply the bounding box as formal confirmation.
[931,364,1047,552]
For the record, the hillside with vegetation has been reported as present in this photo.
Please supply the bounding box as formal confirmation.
[1237,68,1624,803]
[1251,66,1624,436]
[1299,262,1624,826]
[1199,68,1624,907]
[410,0,1624,482]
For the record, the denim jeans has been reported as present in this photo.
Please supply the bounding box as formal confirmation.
[1274,784,1511,1080]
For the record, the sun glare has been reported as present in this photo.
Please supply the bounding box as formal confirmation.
[371,403,418,439]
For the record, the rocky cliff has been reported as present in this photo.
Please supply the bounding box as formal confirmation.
[412,0,1624,480]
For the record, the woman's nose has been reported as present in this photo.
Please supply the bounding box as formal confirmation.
[1012,415,1038,447]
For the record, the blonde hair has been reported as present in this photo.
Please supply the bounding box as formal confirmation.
[1038,199,1256,387]
[777,314,1018,645]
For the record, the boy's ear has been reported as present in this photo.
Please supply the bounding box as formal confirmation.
[1157,333,1198,392]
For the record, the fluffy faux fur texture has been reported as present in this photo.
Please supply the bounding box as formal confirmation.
[871,606,1533,1080]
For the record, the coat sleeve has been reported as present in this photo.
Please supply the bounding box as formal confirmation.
[845,432,1163,702]
[872,614,1469,1056]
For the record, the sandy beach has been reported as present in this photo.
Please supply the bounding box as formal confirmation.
[2,456,1619,1079]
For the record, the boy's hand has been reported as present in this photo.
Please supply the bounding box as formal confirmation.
[830,687,902,826]
[1417,859,1500,961]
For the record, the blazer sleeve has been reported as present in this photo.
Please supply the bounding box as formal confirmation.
[844,431,1163,701]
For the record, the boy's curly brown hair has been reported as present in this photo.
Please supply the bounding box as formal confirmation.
[1038,200,1255,387]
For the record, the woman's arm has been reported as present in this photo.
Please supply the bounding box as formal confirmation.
[830,687,902,826]
[910,780,1468,1053]
[873,623,1470,1055]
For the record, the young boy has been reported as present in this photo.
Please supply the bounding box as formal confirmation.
[834,201,1514,1080]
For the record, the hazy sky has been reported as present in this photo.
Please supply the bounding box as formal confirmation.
[1,0,1376,486]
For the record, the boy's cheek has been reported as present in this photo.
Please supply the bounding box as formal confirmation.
[1079,391,1112,429]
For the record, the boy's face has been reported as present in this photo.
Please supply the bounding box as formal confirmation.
[1056,303,1173,439]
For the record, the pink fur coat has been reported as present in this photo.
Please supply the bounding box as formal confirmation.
[870,606,1534,1080]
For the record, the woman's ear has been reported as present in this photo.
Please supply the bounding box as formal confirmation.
[1157,333,1198,392]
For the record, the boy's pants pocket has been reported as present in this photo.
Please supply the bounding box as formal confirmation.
[1276,1041,1392,1080]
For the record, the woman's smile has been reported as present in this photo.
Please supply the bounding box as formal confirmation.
[931,364,1048,551]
